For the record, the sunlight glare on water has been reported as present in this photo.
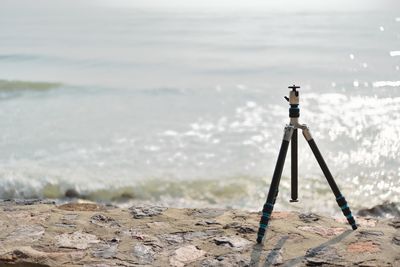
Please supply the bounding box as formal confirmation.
[0,0,399,214]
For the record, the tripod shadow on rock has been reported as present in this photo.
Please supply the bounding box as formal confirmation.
[282,230,353,266]
[249,235,289,267]
[249,230,353,266]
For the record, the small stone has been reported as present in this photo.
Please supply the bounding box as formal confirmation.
[214,236,251,250]
[132,244,155,264]
[129,205,167,219]
[298,225,346,237]
[55,231,100,249]
[65,189,80,198]
[299,213,320,223]
[347,241,381,253]
[169,245,206,267]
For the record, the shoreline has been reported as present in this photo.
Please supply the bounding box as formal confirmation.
[0,200,399,266]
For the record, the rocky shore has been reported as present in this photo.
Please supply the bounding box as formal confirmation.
[0,200,399,266]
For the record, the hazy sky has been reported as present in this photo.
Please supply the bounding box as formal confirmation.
[1,0,398,12]
[95,0,399,12]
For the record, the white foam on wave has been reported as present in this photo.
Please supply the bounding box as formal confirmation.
[390,51,400,56]
[373,81,400,87]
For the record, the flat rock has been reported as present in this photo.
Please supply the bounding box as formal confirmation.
[6,225,45,242]
[55,231,100,249]
[129,205,167,219]
[169,245,206,267]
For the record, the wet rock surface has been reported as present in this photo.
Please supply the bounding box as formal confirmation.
[0,202,398,266]
[357,202,400,217]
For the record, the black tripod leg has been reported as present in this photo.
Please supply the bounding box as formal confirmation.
[290,129,298,202]
[302,127,357,230]
[257,126,294,243]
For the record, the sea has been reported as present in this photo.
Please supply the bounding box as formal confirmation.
[0,0,399,215]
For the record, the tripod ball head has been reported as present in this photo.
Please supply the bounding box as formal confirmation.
[286,84,300,118]
[287,85,300,105]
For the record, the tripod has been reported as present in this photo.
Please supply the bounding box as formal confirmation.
[256,85,357,244]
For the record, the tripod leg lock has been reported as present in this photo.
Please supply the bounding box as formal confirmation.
[336,195,357,230]
[257,202,274,243]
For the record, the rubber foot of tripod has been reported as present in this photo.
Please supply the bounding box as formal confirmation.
[289,199,299,202]
[352,224,358,230]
